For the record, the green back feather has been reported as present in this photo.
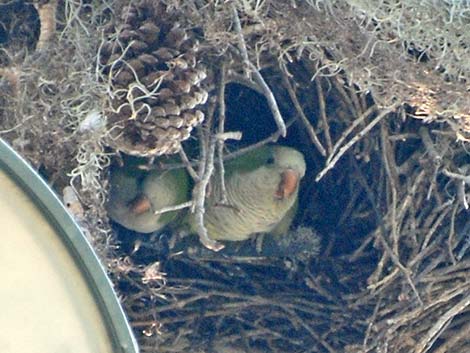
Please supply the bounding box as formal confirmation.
[224,145,274,176]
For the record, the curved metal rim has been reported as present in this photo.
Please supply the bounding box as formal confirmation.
[0,138,139,353]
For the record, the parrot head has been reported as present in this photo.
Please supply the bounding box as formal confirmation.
[226,145,306,202]
[269,146,306,201]
[107,160,190,234]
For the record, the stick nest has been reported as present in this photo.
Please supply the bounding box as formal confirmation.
[2,1,470,352]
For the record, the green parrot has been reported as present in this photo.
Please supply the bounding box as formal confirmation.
[190,145,306,241]
[106,161,189,233]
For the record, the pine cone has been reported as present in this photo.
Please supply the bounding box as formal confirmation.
[99,1,208,157]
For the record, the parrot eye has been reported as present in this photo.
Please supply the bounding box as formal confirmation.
[266,156,275,165]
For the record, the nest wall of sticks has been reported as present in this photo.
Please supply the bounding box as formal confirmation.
[2,1,470,352]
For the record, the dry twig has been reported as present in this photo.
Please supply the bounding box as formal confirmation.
[231,4,287,138]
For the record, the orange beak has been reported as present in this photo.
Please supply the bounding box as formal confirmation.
[275,169,300,200]
[128,194,152,215]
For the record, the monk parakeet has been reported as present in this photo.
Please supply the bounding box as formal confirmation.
[191,145,306,241]
[107,161,189,233]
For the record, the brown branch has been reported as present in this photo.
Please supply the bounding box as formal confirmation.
[315,77,333,154]
[35,0,58,50]
[216,63,229,204]
[317,105,396,181]
[415,290,470,353]
[192,132,224,251]
[231,4,287,137]
[280,67,326,156]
